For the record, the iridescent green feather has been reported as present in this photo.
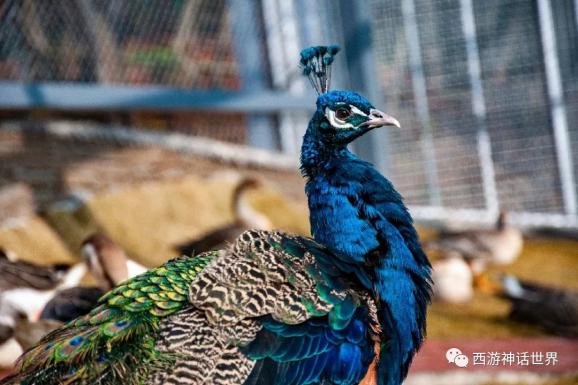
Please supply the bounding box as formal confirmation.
[10,253,216,385]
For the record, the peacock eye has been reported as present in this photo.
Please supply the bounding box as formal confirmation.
[335,107,351,120]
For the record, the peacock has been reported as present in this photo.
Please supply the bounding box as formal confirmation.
[2,46,431,385]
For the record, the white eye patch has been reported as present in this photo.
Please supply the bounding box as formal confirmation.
[325,105,368,129]
[350,105,368,117]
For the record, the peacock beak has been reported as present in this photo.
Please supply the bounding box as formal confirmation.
[361,109,401,129]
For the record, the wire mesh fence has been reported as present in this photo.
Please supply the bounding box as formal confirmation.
[0,0,577,228]
[370,0,578,227]
[0,0,239,89]
[0,0,276,146]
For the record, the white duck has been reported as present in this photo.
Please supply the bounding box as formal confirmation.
[0,249,86,322]
[431,253,474,303]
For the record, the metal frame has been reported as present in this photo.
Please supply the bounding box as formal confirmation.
[460,0,499,215]
[2,121,297,170]
[0,81,314,113]
[575,0,578,37]
[410,206,578,229]
[230,0,278,149]
[338,0,391,174]
[401,0,442,207]
[261,0,308,154]
[537,0,577,216]
[393,0,578,228]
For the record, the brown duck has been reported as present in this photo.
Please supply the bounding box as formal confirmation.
[501,274,578,337]
[40,233,146,322]
[177,176,273,254]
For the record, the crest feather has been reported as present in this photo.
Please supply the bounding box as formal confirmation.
[299,45,340,95]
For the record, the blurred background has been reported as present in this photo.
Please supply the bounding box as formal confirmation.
[0,0,577,384]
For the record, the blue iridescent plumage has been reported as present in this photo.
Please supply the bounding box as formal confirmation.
[300,45,340,94]
[245,46,432,385]
[300,90,432,385]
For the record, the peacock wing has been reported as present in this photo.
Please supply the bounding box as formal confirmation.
[180,230,379,385]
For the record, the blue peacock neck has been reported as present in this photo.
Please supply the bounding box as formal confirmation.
[300,113,352,175]
[301,114,430,385]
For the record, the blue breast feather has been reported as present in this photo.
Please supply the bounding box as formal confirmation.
[242,156,431,385]
[308,155,429,275]
[306,155,431,385]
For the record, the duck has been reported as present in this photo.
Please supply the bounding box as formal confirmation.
[39,287,106,323]
[0,305,23,369]
[81,233,147,279]
[500,274,578,337]
[176,176,273,254]
[0,237,142,367]
[39,233,145,323]
[424,211,523,291]
[431,252,474,303]
[0,304,61,369]
[0,248,87,321]
[12,318,62,351]
[426,211,523,266]
[0,249,78,292]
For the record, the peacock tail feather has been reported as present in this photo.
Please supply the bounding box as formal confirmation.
[8,253,216,385]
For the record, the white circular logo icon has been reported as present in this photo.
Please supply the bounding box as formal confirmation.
[446,348,462,363]
[454,354,469,368]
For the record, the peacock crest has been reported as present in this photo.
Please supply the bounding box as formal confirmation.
[299,45,340,95]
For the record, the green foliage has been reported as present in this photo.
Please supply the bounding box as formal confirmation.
[128,47,181,69]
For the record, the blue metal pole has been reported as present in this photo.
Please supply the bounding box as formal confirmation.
[229,0,278,150]
[460,0,499,215]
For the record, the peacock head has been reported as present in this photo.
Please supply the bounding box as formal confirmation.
[301,45,400,147]
[315,90,400,145]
